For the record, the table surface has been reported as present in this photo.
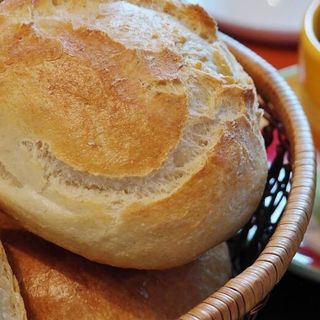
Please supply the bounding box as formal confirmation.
[241,40,320,320]
[245,42,299,69]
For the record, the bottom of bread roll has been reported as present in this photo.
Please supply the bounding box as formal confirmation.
[0,211,231,320]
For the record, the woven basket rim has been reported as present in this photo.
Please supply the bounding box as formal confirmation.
[181,34,317,320]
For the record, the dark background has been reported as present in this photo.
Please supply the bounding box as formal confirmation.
[257,271,320,319]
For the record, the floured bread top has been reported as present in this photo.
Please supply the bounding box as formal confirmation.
[0,0,257,210]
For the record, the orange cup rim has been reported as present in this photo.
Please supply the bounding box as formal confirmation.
[304,0,320,52]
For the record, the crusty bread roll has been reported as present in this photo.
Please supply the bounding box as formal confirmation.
[0,0,267,269]
[0,211,231,320]
[0,242,27,320]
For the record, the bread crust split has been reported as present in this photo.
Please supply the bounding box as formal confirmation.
[0,0,268,269]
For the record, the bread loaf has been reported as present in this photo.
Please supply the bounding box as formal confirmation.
[0,242,26,320]
[0,0,268,269]
[0,211,231,320]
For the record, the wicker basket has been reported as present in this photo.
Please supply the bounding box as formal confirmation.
[180,35,317,320]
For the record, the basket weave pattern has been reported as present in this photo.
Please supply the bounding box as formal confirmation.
[229,105,292,277]
[180,34,316,320]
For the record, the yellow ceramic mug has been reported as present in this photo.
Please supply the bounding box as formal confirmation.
[299,0,320,224]
[299,0,320,148]
[300,0,320,107]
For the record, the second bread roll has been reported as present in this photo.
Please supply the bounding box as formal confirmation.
[0,211,231,320]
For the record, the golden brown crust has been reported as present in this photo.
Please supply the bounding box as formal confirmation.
[1,21,187,177]
[0,0,267,269]
[1,212,231,320]
[117,116,267,268]
[166,3,217,40]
